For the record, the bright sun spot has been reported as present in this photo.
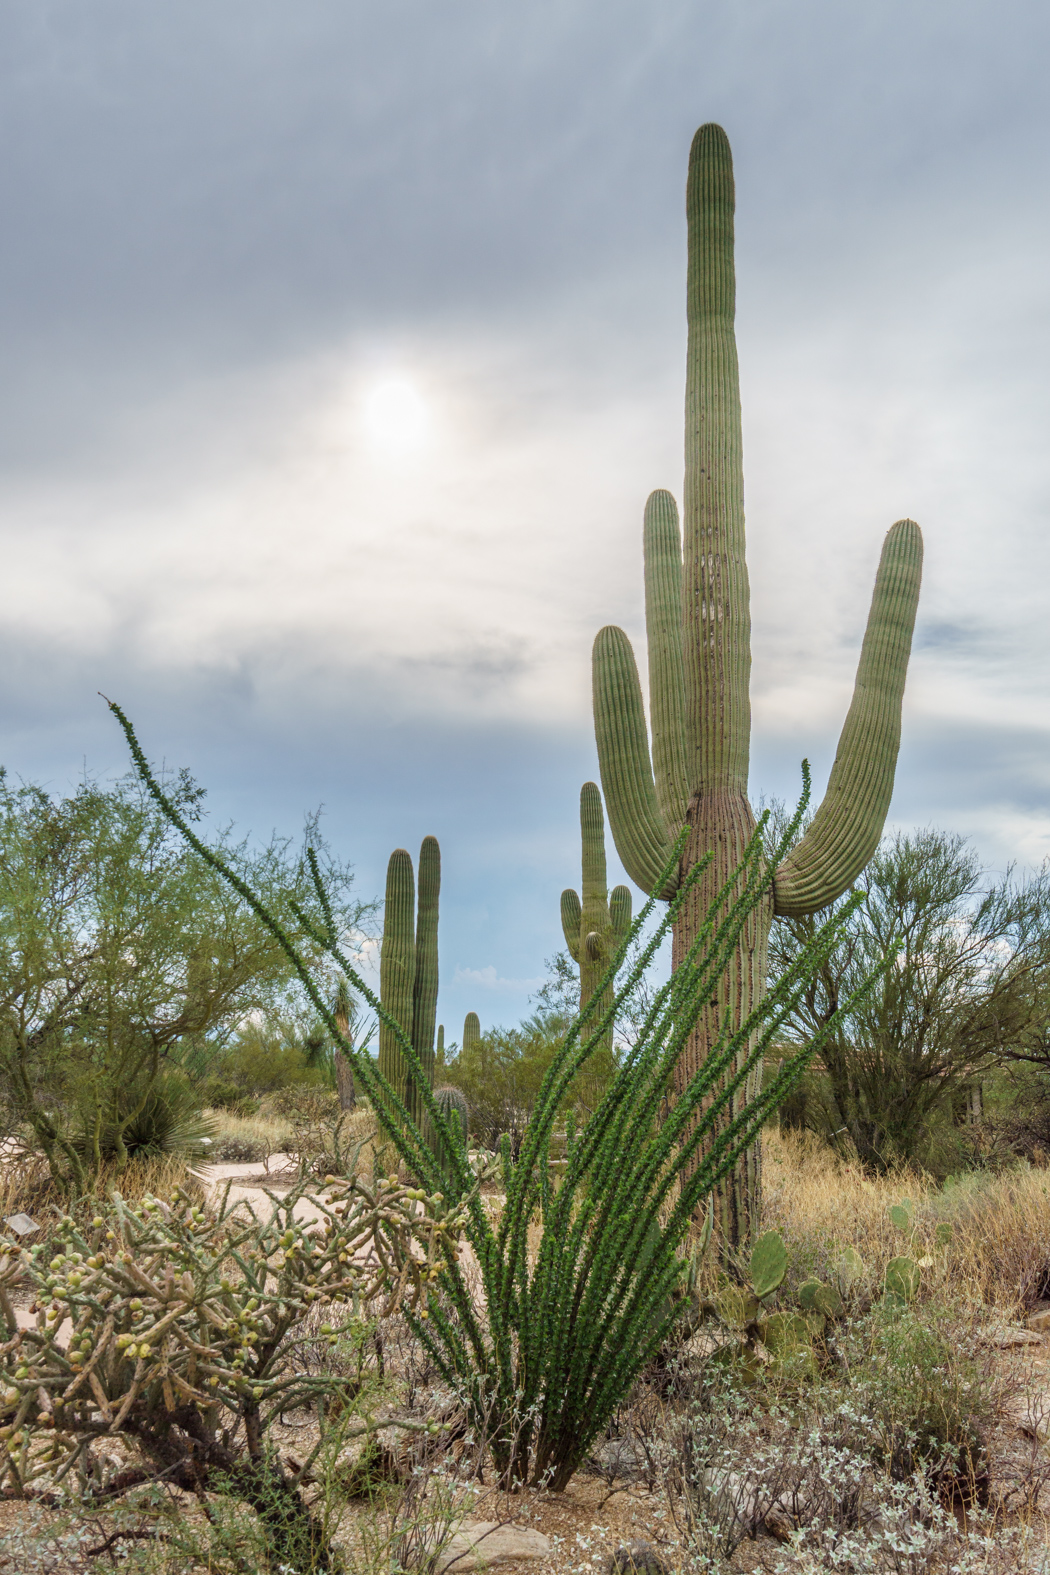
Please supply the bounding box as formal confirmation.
[361,375,432,457]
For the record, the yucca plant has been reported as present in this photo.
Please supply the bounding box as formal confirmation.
[109,705,882,1491]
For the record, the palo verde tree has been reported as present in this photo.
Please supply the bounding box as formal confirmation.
[769,827,1050,1172]
[0,769,366,1192]
[592,125,923,1244]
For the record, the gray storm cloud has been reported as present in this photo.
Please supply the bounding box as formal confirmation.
[0,0,1048,1027]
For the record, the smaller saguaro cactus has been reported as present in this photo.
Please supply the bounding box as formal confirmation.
[462,1011,481,1054]
[378,836,441,1125]
[561,784,632,1105]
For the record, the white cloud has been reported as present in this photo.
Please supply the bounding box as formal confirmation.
[453,964,545,994]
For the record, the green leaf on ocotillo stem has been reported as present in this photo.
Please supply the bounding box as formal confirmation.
[888,1204,912,1233]
[884,1255,920,1304]
[935,1221,952,1248]
[834,1246,864,1291]
[749,1231,788,1300]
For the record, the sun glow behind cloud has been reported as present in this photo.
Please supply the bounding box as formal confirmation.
[360,374,433,458]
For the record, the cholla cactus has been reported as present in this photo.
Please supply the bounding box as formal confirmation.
[0,1173,466,1566]
[378,836,441,1124]
[592,125,923,1246]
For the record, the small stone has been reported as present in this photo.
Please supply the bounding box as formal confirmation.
[434,1522,550,1572]
[605,1541,669,1574]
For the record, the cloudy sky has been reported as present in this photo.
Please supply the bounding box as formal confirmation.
[2,1,1049,1033]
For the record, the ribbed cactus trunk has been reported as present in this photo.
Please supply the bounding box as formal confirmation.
[676,129,768,1246]
[561,783,632,1110]
[592,124,923,1252]
[378,837,442,1125]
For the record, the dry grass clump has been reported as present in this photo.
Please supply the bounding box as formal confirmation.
[204,1105,297,1163]
[0,1152,205,1253]
[761,1128,1050,1314]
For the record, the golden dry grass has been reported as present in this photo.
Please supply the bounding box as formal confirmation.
[760,1128,1050,1315]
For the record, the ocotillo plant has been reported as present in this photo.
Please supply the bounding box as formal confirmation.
[378,836,441,1125]
[592,125,923,1247]
[561,783,632,1105]
[109,701,885,1491]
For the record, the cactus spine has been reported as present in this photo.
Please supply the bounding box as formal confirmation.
[592,125,923,1248]
[561,783,632,1104]
[377,836,441,1125]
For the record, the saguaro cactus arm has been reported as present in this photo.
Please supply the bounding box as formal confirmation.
[408,835,441,1113]
[378,849,416,1095]
[592,626,679,898]
[561,890,582,959]
[610,885,632,939]
[644,490,690,829]
[411,836,441,1063]
[773,518,923,917]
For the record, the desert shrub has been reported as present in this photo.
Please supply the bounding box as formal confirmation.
[111,709,881,1494]
[0,1169,466,1572]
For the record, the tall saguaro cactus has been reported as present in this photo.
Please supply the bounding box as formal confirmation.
[561,783,632,1104]
[378,836,442,1125]
[592,125,923,1248]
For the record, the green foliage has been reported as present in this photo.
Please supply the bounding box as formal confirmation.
[108,702,883,1493]
[441,1007,582,1149]
[884,1255,922,1306]
[0,768,368,1193]
[748,1231,788,1300]
[856,1305,991,1496]
[0,1168,465,1570]
[769,825,1050,1173]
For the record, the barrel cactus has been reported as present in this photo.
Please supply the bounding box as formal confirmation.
[430,1084,470,1175]
[591,125,923,1247]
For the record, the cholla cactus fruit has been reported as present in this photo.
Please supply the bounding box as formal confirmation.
[0,1175,467,1499]
[749,1229,788,1300]
[591,124,923,1246]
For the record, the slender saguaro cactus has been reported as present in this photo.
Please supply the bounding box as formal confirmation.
[378,836,442,1125]
[592,125,923,1248]
[561,783,632,1105]
[462,1012,481,1054]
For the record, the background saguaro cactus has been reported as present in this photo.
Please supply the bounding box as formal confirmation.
[592,124,923,1248]
[561,782,632,1106]
[377,835,442,1125]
